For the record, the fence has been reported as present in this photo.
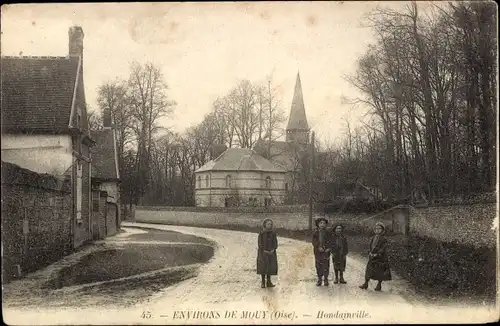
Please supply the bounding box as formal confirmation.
[1,161,72,283]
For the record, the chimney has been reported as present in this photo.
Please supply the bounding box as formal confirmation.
[103,108,112,129]
[68,26,84,59]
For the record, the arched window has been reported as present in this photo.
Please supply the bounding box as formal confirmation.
[197,176,201,188]
[265,176,271,188]
[285,182,288,191]
[226,175,232,188]
[205,175,209,188]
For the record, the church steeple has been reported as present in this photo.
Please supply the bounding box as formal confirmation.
[286,72,310,144]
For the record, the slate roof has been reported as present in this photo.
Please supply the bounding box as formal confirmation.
[286,72,310,131]
[1,56,80,134]
[91,129,119,180]
[195,148,287,173]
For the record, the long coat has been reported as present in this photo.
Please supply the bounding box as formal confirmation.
[364,235,392,281]
[331,234,348,271]
[312,229,332,259]
[256,230,278,275]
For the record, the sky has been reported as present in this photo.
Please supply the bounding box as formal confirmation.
[1,2,408,146]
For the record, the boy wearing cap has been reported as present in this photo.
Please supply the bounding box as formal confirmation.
[312,217,332,286]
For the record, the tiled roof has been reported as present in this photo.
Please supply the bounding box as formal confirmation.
[195,148,287,173]
[1,56,79,133]
[91,129,119,180]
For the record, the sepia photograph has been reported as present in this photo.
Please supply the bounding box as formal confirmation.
[1,1,498,324]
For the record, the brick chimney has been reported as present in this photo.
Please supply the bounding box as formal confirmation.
[103,108,112,129]
[68,26,84,59]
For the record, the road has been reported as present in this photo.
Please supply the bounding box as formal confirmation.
[3,222,497,325]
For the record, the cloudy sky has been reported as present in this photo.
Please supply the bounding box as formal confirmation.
[1,2,408,145]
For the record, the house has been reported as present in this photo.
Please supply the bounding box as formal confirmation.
[253,72,311,203]
[1,26,94,249]
[194,148,287,207]
[90,109,121,238]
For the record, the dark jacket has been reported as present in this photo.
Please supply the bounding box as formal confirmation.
[364,235,392,281]
[331,234,348,271]
[256,230,278,275]
[312,228,332,258]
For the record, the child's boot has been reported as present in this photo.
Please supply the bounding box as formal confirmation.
[261,275,266,288]
[359,279,369,289]
[316,277,322,286]
[339,271,347,284]
[266,276,275,288]
[374,281,382,291]
[333,270,339,284]
[324,276,329,286]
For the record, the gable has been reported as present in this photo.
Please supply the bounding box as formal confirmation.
[1,56,79,134]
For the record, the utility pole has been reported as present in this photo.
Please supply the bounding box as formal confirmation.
[308,131,315,232]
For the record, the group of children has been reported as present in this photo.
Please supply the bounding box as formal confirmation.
[256,217,392,291]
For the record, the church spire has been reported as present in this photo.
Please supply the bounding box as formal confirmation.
[286,71,310,144]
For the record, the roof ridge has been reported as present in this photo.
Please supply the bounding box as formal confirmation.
[1,55,69,60]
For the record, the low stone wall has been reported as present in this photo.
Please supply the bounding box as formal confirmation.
[138,204,310,214]
[409,203,497,249]
[1,161,72,283]
[136,209,312,230]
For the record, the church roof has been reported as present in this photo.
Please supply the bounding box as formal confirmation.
[195,148,287,173]
[286,72,310,131]
[253,139,308,172]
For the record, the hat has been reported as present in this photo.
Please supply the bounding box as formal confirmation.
[262,218,274,228]
[315,217,328,227]
[373,221,386,233]
[333,224,345,231]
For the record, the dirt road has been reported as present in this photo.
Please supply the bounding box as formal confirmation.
[3,222,496,325]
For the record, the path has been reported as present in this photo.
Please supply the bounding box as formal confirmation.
[3,222,496,325]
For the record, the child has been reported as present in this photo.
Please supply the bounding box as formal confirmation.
[257,218,278,288]
[331,224,349,284]
[312,217,332,286]
[359,222,392,291]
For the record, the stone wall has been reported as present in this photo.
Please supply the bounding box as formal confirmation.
[138,204,309,213]
[409,203,497,249]
[106,202,118,236]
[1,161,73,283]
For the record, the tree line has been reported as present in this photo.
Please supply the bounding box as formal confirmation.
[324,1,497,204]
[89,66,288,207]
[90,1,496,209]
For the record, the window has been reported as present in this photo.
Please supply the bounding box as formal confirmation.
[76,162,83,222]
[197,176,201,189]
[264,198,272,206]
[249,197,258,206]
[265,176,272,189]
[205,175,209,188]
[226,175,232,188]
[285,182,288,191]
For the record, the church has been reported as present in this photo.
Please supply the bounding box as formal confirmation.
[253,72,312,204]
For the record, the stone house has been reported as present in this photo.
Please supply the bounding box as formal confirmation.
[90,109,121,238]
[1,26,94,248]
[194,148,287,207]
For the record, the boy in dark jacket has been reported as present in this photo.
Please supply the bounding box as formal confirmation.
[312,217,332,286]
[331,224,349,284]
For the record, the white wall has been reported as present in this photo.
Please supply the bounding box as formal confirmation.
[1,134,73,175]
[194,170,286,207]
[100,181,119,203]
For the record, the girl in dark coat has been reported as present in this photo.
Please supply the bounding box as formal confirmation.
[312,217,332,286]
[331,224,349,284]
[359,222,392,291]
[257,218,278,288]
